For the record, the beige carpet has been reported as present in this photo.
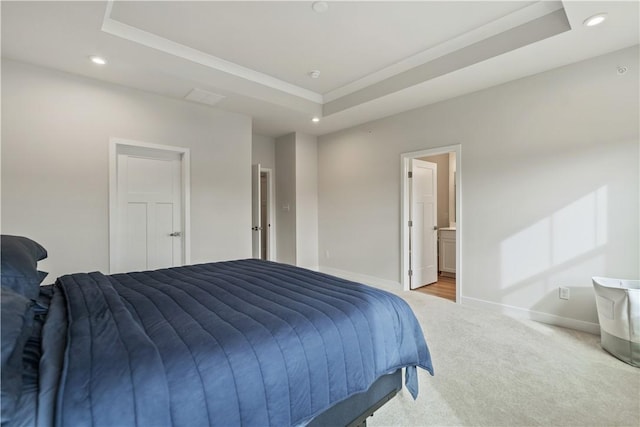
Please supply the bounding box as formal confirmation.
[367,286,640,427]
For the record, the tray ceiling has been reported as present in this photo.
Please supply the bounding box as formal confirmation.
[2,1,638,137]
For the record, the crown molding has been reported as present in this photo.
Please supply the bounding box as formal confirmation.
[101,1,323,104]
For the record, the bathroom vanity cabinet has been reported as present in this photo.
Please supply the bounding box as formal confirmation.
[439,228,456,277]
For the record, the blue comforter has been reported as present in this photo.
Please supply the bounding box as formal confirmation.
[43,260,433,427]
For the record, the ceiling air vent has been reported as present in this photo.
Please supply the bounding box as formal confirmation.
[184,88,226,106]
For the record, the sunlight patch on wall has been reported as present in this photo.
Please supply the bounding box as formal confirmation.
[501,217,551,287]
[500,186,608,289]
[551,186,607,265]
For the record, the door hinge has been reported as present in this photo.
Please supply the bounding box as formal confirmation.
[408,220,413,227]
[408,269,413,276]
[408,171,413,178]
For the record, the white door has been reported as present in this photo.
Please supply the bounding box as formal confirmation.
[410,159,438,289]
[251,163,262,258]
[260,171,269,260]
[115,153,183,272]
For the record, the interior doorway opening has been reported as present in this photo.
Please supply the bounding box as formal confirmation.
[252,164,276,261]
[260,171,268,260]
[109,138,191,274]
[401,145,461,303]
[408,158,439,290]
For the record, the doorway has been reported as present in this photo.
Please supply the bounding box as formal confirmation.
[252,164,275,260]
[408,158,438,289]
[401,145,461,303]
[109,138,191,273]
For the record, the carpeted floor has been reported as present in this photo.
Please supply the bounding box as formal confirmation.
[367,285,640,427]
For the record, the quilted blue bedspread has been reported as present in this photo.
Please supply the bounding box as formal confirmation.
[45,260,433,427]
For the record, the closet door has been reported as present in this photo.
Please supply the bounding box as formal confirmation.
[114,151,183,272]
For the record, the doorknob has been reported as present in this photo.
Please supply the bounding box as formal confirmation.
[169,232,181,237]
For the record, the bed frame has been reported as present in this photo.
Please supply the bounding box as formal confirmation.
[308,369,402,427]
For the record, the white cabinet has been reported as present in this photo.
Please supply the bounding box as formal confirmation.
[439,228,456,277]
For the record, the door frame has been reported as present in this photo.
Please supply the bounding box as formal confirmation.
[109,137,191,273]
[401,144,461,302]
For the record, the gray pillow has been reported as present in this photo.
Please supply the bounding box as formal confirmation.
[1,235,48,300]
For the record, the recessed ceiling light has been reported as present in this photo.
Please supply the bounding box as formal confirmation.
[583,13,607,27]
[311,117,320,123]
[309,70,321,79]
[312,1,328,13]
[90,55,107,65]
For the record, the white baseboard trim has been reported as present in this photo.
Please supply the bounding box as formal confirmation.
[461,296,601,335]
[319,266,600,335]
[319,266,402,291]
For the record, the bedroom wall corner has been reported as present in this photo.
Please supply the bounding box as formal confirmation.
[275,133,297,265]
[274,132,319,269]
[295,132,319,270]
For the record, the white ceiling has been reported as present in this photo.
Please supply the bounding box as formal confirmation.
[2,1,638,138]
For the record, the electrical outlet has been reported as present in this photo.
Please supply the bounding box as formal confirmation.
[559,287,570,300]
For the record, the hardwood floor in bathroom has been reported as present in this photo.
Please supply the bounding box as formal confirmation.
[414,275,456,302]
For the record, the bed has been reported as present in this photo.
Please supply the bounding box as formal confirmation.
[1,235,433,427]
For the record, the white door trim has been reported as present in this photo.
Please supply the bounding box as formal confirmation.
[401,144,462,303]
[109,138,191,273]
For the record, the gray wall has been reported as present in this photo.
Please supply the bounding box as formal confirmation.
[274,132,319,268]
[420,153,450,229]
[1,60,253,281]
[275,133,297,265]
[295,133,319,269]
[252,133,276,170]
[318,46,639,328]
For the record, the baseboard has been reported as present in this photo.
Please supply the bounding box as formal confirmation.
[319,266,402,292]
[461,296,601,335]
[320,266,600,335]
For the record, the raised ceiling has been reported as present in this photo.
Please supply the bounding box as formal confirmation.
[109,1,538,95]
[2,1,638,137]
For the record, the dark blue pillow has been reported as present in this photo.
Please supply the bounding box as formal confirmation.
[1,286,33,424]
[1,235,48,300]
